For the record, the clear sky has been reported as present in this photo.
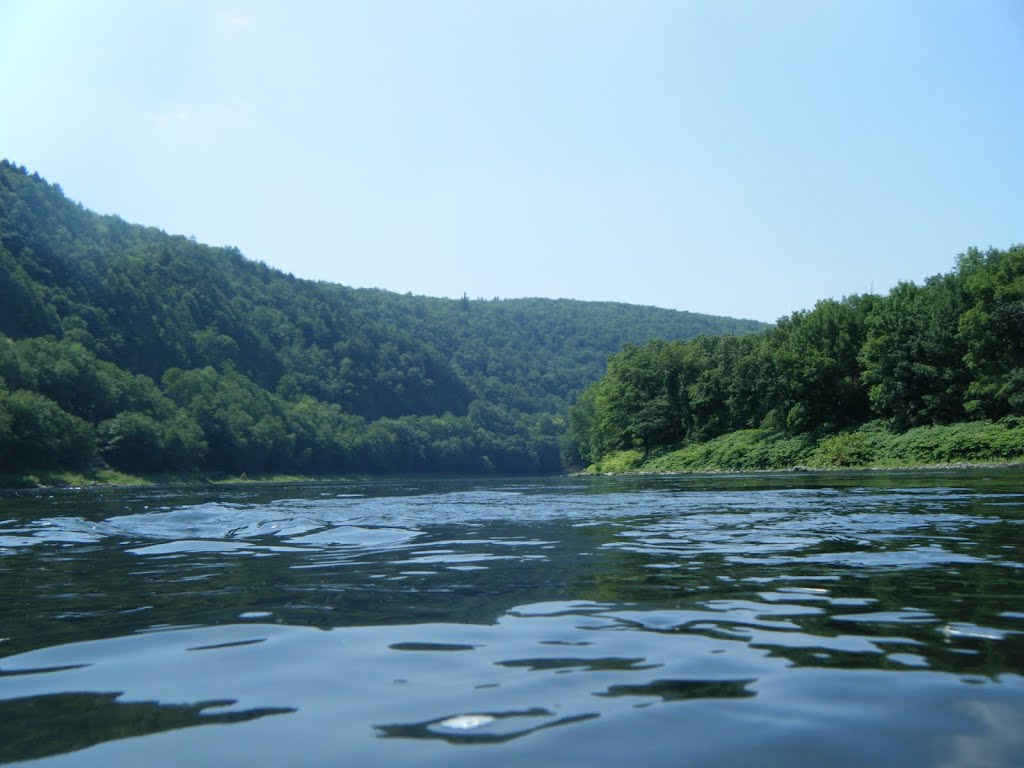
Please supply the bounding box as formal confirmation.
[1,1,1021,322]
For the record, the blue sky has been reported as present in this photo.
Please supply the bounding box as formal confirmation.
[1,1,1021,322]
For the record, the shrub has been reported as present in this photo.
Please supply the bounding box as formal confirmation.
[812,431,879,467]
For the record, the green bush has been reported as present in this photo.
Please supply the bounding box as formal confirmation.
[882,420,1024,463]
[642,430,814,472]
[587,449,645,473]
[811,430,879,467]
[600,419,1024,474]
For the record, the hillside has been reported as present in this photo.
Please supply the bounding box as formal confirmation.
[565,243,1024,472]
[0,160,764,477]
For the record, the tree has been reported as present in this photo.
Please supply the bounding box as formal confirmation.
[98,411,164,472]
[957,245,1024,419]
[769,297,873,434]
[3,390,96,470]
[860,277,967,428]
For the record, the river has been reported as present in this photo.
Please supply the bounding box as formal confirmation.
[1,471,1022,766]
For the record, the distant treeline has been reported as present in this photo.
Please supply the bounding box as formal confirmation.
[0,160,762,477]
[564,244,1024,469]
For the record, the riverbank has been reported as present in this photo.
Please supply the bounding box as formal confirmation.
[588,460,1024,477]
[5,418,1023,489]
[0,469,367,490]
[581,419,1024,475]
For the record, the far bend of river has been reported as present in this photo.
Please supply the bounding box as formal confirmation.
[1,472,1023,767]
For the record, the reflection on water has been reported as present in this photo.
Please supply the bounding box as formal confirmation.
[0,692,294,764]
[0,471,1022,766]
[375,708,599,745]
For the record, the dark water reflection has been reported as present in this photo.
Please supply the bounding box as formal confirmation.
[1,471,1022,766]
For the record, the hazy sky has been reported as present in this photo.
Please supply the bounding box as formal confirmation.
[1,1,1021,322]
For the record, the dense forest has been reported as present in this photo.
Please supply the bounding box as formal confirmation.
[0,160,763,478]
[565,243,1024,472]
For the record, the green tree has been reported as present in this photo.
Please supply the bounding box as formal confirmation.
[3,390,96,469]
[769,297,873,434]
[860,277,967,428]
[161,410,209,471]
[562,386,598,468]
[98,411,165,472]
[957,245,1024,418]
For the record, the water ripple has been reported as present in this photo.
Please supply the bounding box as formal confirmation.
[2,473,1023,766]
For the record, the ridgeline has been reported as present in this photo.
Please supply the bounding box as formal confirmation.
[0,160,764,482]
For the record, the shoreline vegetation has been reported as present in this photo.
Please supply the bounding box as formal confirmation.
[0,469,369,490]
[580,419,1024,475]
[597,461,1024,477]
[4,416,1023,490]
[3,454,1021,491]
[562,245,1024,479]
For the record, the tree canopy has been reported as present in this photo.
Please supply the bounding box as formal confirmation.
[564,244,1024,468]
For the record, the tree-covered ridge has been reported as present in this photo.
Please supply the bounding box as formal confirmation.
[0,160,763,477]
[565,244,1024,470]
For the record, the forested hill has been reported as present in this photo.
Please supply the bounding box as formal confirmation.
[565,242,1024,472]
[0,160,763,477]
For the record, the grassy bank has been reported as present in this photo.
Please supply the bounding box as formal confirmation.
[584,418,1024,474]
[0,469,365,490]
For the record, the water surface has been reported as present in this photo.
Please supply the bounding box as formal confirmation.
[1,471,1022,766]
